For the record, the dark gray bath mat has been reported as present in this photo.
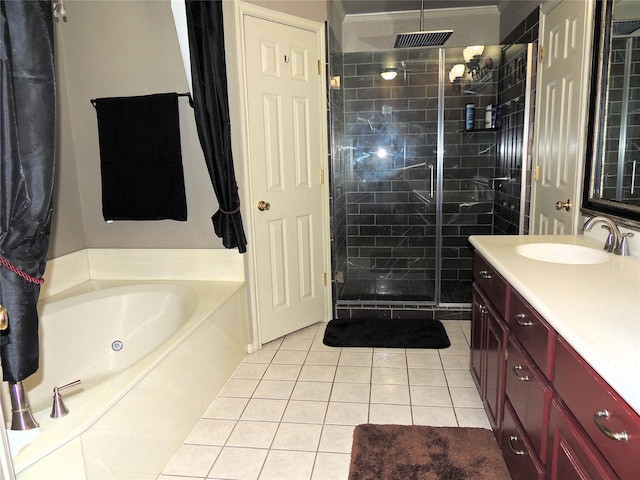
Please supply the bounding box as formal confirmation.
[323,318,451,349]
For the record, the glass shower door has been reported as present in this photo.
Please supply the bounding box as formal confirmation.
[332,48,441,304]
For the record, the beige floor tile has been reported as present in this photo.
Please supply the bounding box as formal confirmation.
[410,385,453,407]
[318,424,355,453]
[312,452,352,480]
[208,447,268,480]
[253,380,296,400]
[325,401,369,425]
[330,382,370,403]
[290,381,333,401]
[226,421,279,448]
[240,398,288,422]
[162,444,221,477]
[370,383,410,404]
[369,403,413,424]
[408,367,447,386]
[259,450,316,480]
[271,422,323,451]
[412,405,458,426]
[282,400,328,424]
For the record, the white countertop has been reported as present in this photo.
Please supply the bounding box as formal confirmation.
[469,234,640,416]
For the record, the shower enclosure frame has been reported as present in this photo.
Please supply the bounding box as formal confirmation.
[329,43,534,317]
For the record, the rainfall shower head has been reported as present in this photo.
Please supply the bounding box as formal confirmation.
[394,0,453,48]
[395,30,453,48]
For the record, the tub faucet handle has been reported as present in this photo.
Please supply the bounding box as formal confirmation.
[50,379,82,419]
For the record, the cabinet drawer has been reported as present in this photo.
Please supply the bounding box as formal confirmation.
[555,337,640,479]
[502,399,545,480]
[473,252,507,318]
[547,396,618,480]
[508,289,556,379]
[506,337,552,461]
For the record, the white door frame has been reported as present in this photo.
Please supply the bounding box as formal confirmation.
[224,1,332,352]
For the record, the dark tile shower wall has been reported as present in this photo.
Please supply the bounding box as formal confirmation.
[497,7,540,235]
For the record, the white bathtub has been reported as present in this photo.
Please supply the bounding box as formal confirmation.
[4,278,247,479]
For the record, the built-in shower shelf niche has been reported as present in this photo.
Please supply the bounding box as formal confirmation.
[460,72,497,95]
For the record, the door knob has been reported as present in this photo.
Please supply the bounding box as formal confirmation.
[555,199,572,211]
[257,200,271,211]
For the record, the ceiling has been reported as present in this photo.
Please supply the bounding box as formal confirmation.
[341,0,502,15]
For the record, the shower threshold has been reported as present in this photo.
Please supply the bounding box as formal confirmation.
[337,279,472,304]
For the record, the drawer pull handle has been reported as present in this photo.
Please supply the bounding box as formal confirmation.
[514,313,533,326]
[507,435,527,456]
[512,365,530,381]
[479,270,492,279]
[593,410,629,442]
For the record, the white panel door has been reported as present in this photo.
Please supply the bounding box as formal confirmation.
[243,14,328,344]
[532,0,594,234]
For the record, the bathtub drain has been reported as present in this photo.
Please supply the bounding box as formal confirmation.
[112,340,124,351]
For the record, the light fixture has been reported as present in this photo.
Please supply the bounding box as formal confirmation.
[463,45,485,64]
[449,64,466,83]
[463,45,488,80]
[380,67,399,81]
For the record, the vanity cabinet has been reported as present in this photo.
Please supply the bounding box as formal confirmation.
[471,251,640,480]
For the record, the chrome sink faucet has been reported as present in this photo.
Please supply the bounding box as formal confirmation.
[583,216,634,256]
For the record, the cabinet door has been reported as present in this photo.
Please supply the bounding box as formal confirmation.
[547,397,618,480]
[485,304,508,436]
[471,284,487,393]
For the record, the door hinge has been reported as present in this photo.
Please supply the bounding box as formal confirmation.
[505,349,509,361]
[539,45,545,63]
[323,272,327,286]
[317,60,321,75]
[320,169,325,185]
[533,165,540,181]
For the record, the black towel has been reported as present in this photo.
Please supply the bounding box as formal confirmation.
[94,93,187,221]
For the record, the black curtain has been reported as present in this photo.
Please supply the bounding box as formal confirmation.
[185,0,247,253]
[0,1,56,382]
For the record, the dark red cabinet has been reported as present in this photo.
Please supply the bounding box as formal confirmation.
[471,281,508,445]
[472,251,640,480]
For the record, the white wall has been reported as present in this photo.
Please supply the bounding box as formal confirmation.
[51,0,224,257]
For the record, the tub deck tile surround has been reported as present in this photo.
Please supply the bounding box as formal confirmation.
[160,319,486,480]
[6,248,247,480]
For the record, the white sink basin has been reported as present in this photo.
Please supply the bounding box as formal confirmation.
[516,243,611,265]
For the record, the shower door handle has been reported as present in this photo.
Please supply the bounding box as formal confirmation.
[429,165,434,198]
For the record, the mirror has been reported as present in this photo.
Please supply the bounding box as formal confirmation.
[583,0,640,227]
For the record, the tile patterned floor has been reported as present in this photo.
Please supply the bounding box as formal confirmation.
[158,320,489,480]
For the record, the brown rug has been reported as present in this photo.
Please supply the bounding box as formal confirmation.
[349,424,511,480]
